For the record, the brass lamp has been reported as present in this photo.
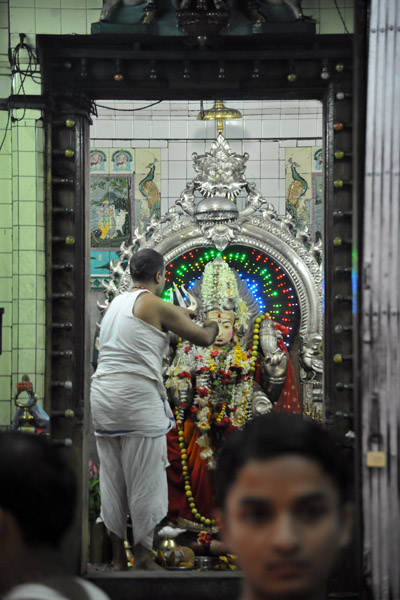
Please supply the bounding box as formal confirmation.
[197,100,242,133]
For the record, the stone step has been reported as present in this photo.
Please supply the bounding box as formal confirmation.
[86,571,243,600]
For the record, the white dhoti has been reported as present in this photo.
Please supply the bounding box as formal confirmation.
[96,435,169,549]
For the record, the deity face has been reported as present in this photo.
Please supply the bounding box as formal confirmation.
[207,310,235,347]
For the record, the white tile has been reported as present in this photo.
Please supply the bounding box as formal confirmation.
[161,197,169,215]
[281,100,300,110]
[187,160,195,178]
[168,142,187,160]
[151,120,170,138]
[132,140,149,147]
[261,179,279,198]
[115,120,133,139]
[280,119,299,138]
[262,120,280,138]
[90,139,112,148]
[10,7,36,34]
[243,141,260,160]
[161,179,169,198]
[243,119,261,139]
[280,140,297,148]
[161,148,168,162]
[188,121,207,139]
[267,198,280,213]
[171,120,189,139]
[260,179,279,198]
[226,119,244,139]
[279,160,286,178]
[261,160,280,179]
[299,119,317,138]
[187,141,205,157]
[297,139,314,147]
[316,120,323,137]
[169,179,186,199]
[95,120,115,138]
[169,160,187,179]
[205,121,217,139]
[149,140,167,147]
[112,140,126,147]
[276,197,286,215]
[133,120,151,138]
[245,160,261,179]
[261,141,279,160]
[262,101,282,109]
[244,100,262,109]
[227,140,243,154]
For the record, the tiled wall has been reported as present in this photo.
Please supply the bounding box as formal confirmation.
[91,99,323,217]
[0,110,45,428]
[0,108,12,427]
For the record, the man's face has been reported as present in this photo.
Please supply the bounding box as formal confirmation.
[155,267,166,296]
[217,455,352,600]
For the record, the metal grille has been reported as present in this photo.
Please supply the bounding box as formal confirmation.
[362,1,400,598]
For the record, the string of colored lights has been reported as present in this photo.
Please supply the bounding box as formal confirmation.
[163,245,300,347]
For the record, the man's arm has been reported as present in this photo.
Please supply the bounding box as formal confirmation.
[159,301,218,347]
[133,292,218,346]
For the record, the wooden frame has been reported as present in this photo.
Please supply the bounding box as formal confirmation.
[36,30,362,593]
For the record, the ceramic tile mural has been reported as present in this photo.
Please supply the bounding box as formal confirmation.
[90,148,109,172]
[90,175,133,248]
[110,148,134,173]
[90,147,161,287]
[134,148,161,225]
[285,146,323,242]
[90,249,122,289]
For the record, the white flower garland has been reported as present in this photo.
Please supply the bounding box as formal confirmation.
[201,259,249,333]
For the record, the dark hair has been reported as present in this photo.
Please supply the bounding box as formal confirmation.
[216,414,352,508]
[0,431,77,547]
[129,248,164,283]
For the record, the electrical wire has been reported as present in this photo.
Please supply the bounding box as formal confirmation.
[332,0,350,36]
[93,100,163,112]
[0,108,11,153]
[8,33,42,123]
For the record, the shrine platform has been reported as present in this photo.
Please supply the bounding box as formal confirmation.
[86,571,243,600]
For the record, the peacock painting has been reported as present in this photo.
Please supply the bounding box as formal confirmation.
[286,156,310,224]
[287,156,308,208]
[138,161,161,219]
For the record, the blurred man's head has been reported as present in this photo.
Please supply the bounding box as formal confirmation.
[129,249,165,295]
[215,414,354,600]
[0,431,76,549]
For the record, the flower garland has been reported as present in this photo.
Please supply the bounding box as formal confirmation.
[201,259,249,333]
[166,314,273,526]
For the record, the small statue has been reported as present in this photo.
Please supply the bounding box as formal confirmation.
[299,331,323,382]
[100,0,157,25]
[165,258,300,531]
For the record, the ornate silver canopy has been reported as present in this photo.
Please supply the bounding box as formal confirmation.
[98,133,323,418]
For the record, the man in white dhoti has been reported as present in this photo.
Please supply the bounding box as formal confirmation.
[90,248,218,570]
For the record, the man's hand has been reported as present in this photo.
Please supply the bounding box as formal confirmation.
[204,319,219,330]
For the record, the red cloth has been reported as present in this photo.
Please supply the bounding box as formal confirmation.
[167,418,215,523]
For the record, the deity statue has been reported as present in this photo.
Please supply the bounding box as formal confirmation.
[165,257,300,531]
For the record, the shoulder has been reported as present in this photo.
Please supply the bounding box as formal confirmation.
[77,579,111,600]
[3,583,67,600]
